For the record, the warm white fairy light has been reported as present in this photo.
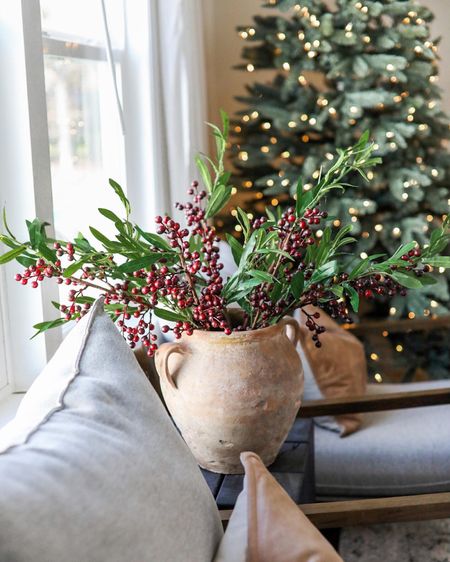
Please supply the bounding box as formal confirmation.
[387,63,395,71]
[262,122,271,130]
[298,31,305,40]
[304,183,312,191]
[375,224,383,232]
[402,193,408,200]
[396,344,403,352]
[270,136,278,144]
[351,216,358,223]
[238,151,248,161]
[277,32,286,40]
[370,353,379,361]
[300,113,309,121]
[328,107,337,115]
[281,150,290,158]
[333,219,341,227]
[231,187,238,195]
[298,75,307,85]
[235,225,242,232]
[247,64,255,72]
[260,146,270,153]
[288,120,297,128]
[231,209,238,217]
[392,227,401,236]
[312,170,320,179]
[431,300,438,308]
[248,27,256,36]
[242,115,250,122]
[281,178,290,187]
[282,62,291,70]
[309,117,317,125]
[325,152,334,160]
[363,35,371,43]
[251,111,259,119]
[418,124,429,131]
[367,171,374,180]
[360,252,368,259]
[247,213,254,220]
[389,307,397,315]
[266,179,274,187]
[239,31,249,39]
[431,168,439,177]
[316,230,323,238]
[374,373,383,383]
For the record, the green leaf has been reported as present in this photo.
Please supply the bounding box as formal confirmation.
[310,261,338,284]
[63,257,89,278]
[109,179,131,218]
[346,285,360,312]
[236,207,251,240]
[195,155,213,192]
[26,218,49,249]
[425,257,450,268]
[153,307,189,323]
[74,233,95,253]
[135,227,172,251]
[390,241,417,261]
[349,257,370,280]
[249,269,274,283]
[220,108,229,139]
[117,254,166,273]
[291,271,304,299]
[37,243,57,263]
[89,227,115,248]
[226,234,244,266]
[205,184,232,218]
[0,244,27,265]
[98,208,123,224]
[31,317,67,339]
[2,207,16,240]
[391,272,423,289]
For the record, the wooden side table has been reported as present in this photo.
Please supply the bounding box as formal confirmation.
[201,418,315,509]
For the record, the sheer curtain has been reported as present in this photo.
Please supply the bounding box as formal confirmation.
[123,0,209,227]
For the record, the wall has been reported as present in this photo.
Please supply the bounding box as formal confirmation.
[203,0,450,122]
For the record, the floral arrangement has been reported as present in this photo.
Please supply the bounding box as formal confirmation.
[1,113,449,356]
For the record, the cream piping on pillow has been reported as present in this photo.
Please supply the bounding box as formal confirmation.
[0,298,104,455]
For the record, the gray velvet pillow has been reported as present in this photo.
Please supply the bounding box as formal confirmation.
[0,299,222,562]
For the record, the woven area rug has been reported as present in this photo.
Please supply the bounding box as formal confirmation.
[340,519,450,561]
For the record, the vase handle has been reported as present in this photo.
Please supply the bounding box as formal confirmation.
[280,317,301,348]
[156,342,186,390]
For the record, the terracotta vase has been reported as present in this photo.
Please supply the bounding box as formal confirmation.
[155,318,304,474]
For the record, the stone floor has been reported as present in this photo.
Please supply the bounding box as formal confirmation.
[340,519,450,561]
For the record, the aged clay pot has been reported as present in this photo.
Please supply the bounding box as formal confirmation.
[155,317,303,474]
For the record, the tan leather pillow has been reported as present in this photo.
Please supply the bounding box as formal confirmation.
[214,452,343,562]
[295,306,367,436]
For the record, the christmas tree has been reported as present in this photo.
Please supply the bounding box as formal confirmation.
[230,0,450,320]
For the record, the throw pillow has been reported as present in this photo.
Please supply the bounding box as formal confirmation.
[295,306,367,436]
[0,298,222,562]
[214,451,343,562]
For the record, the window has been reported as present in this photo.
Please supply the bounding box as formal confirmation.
[41,0,127,241]
[0,0,207,397]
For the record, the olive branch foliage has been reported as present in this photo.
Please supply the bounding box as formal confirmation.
[0,111,449,337]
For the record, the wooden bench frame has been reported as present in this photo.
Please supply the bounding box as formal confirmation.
[219,388,450,528]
